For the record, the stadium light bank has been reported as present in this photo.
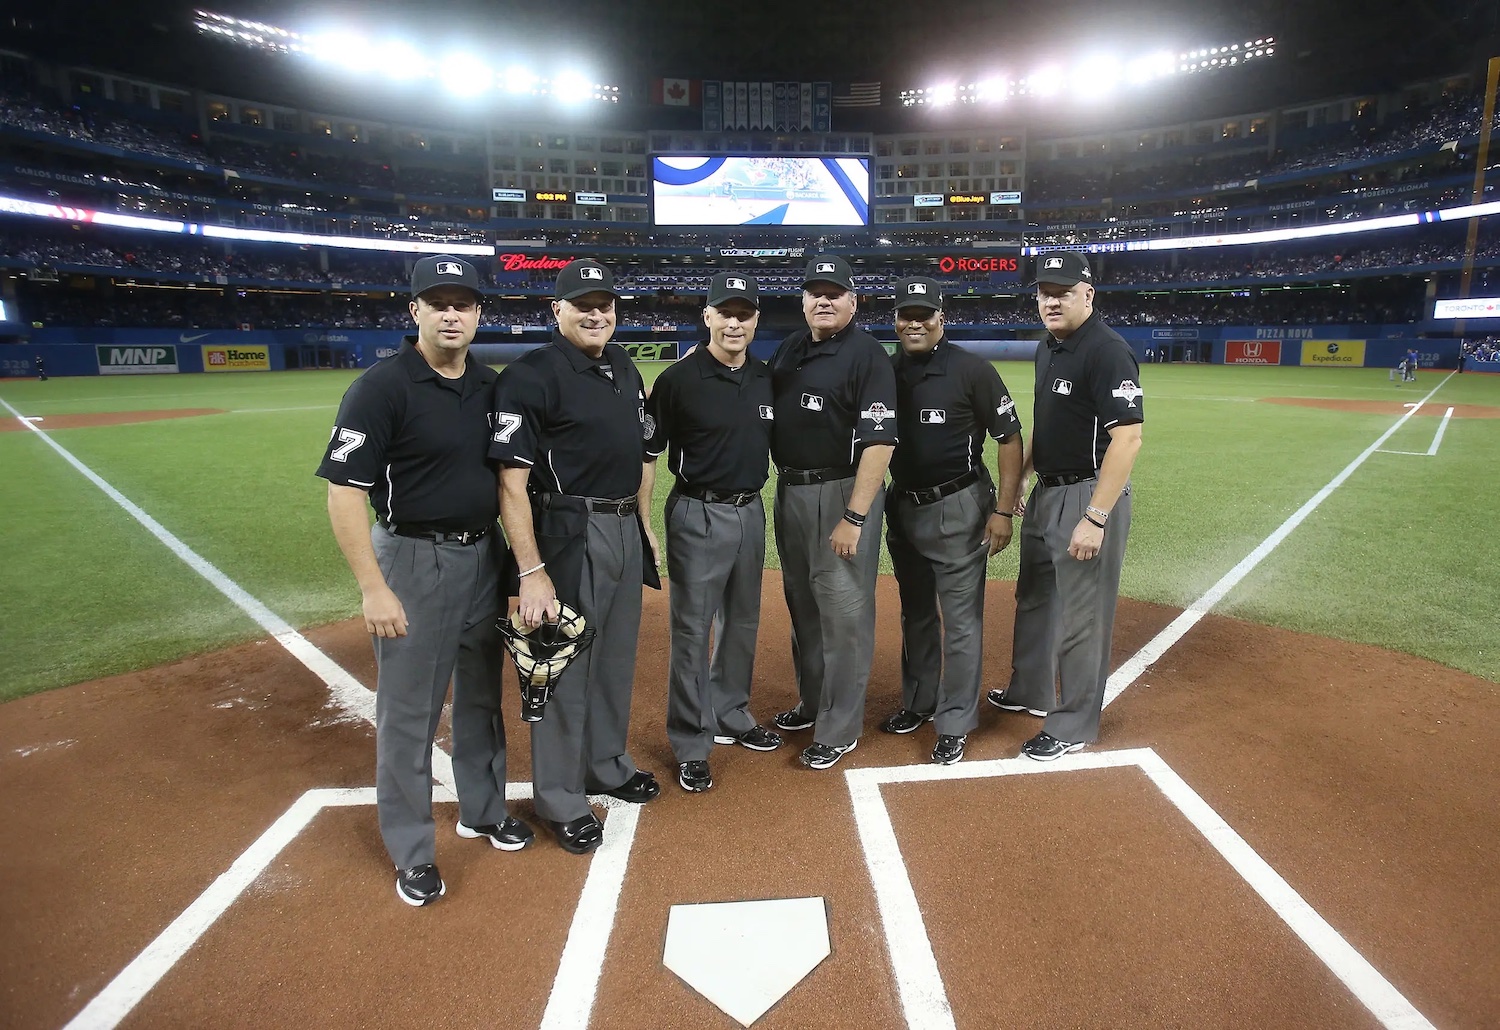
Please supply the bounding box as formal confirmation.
[900,38,1274,106]
[192,8,620,103]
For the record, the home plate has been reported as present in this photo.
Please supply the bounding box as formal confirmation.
[663,897,831,1026]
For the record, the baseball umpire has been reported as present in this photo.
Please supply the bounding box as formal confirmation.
[643,271,783,794]
[491,259,661,855]
[882,277,1023,765]
[319,254,526,908]
[990,252,1143,760]
[770,255,898,770]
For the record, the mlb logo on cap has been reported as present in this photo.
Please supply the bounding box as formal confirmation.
[817,262,835,273]
[411,254,481,300]
[908,282,927,294]
[554,259,622,301]
[436,261,463,275]
[580,266,603,280]
[1045,257,1063,269]
[1032,251,1093,288]
[727,277,746,290]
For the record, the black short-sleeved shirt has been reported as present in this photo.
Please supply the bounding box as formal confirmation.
[316,338,499,530]
[768,321,899,470]
[1031,312,1144,476]
[889,338,1022,490]
[489,333,648,498]
[645,344,774,491]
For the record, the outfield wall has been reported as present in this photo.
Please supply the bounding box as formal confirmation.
[1,325,1467,377]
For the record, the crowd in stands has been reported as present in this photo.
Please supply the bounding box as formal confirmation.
[1467,338,1500,361]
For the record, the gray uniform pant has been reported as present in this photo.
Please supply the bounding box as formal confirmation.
[886,477,995,736]
[774,477,885,748]
[1007,480,1132,744]
[664,492,766,763]
[370,524,510,870]
[531,512,643,823]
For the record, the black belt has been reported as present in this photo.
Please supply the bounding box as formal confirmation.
[677,485,762,506]
[383,521,492,545]
[537,493,638,517]
[778,465,857,485]
[1035,472,1096,488]
[896,467,982,506]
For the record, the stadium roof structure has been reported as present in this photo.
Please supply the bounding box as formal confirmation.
[9,0,1500,130]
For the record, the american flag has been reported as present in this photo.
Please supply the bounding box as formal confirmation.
[832,82,882,108]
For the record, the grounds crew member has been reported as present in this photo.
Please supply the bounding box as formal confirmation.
[319,254,525,908]
[769,255,898,770]
[882,277,1023,766]
[643,271,783,794]
[491,259,661,855]
[991,251,1143,760]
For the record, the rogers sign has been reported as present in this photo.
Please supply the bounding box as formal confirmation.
[937,256,1019,274]
[497,253,573,272]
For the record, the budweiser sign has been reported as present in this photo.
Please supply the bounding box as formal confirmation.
[498,253,573,272]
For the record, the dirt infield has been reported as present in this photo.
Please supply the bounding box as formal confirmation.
[1261,397,1500,418]
[0,409,226,432]
[1,575,1495,1029]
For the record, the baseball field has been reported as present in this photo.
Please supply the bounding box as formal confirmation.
[2,362,1496,700]
[1,361,1497,1030]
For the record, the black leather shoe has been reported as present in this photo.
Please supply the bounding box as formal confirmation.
[547,813,604,855]
[986,689,1047,717]
[604,770,661,804]
[1020,731,1085,762]
[678,760,712,793]
[879,708,933,734]
[931,734,967,766]
[456,816,534,852]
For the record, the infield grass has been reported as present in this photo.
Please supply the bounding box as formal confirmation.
[1,363,1497,701]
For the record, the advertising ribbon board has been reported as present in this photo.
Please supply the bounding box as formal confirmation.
[202,344,271,372]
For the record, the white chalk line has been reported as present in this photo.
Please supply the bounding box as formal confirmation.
[1102,371,1456,707]
[1376,406,1455,456]
[847,750,1435,1030]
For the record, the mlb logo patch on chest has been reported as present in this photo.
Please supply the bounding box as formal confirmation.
[919,409,946,424]
[759,404,775,420]
[1052,379,1072,396]
[800,393,824,411]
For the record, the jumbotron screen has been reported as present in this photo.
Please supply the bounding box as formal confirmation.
[651,155,870,227]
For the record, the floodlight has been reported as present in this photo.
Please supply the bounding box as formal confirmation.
[377,41,427,79]
[1029,66,1061,97]
[929,83,957,106]
[438,54,494,96]
[551,71,594,104]
[504,66,539,94]
[1084,55,1123,92]
[976,77,1008,101]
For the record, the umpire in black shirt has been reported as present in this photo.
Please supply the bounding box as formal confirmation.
[491,259,660,856]
[993,252,1144,761]
[319,255,527,908]
[882,277,1024,765]
[770,255,899,770]
[643,271,783,794]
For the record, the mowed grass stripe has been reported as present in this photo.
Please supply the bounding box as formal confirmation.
[2,361,1497,699]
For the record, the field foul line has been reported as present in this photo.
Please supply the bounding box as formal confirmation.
[0,395,446,778]
[1376,406,1455,456]
[61,780,641,1030]
[1102,371,1456,707]
[846,750,1435,1030]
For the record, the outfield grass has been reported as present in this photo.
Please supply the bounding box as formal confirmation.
[1,363,1497,701]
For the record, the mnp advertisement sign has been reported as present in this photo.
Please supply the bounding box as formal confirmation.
[1300,340,1366,367]
[203,344,271,372]
[96,345,179,375]
[1225,340,1282,365]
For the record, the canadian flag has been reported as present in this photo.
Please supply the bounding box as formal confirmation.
[652,77,699,107]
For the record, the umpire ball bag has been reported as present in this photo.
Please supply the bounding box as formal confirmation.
[497,602,596,722]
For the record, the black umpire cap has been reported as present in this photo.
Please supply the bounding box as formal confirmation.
[894,276,943,311]
[411,255,482,300]
[554,259,621,302]
[707,271,760,308]
[802,254,855,292]
[1031,251,1094,287]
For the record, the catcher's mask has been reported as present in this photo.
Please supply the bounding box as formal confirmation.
[497,602,595,722]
